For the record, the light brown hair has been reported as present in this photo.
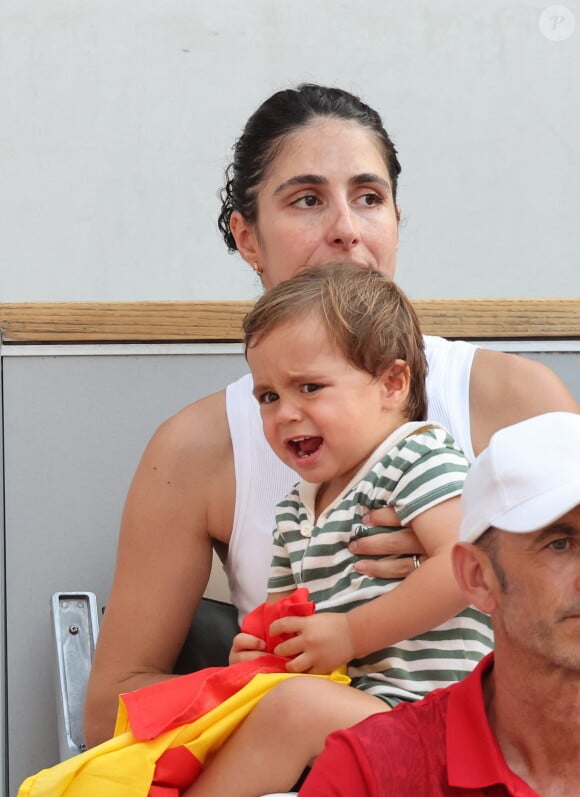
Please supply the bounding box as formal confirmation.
[243,263,427,421]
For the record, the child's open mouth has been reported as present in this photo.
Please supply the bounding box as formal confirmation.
[287,436,323,459]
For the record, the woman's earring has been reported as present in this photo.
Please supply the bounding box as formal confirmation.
[252,261,264,276]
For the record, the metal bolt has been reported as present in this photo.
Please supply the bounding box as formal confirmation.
[69,625,79,635]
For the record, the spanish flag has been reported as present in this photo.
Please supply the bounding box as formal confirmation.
[19,590,349,796]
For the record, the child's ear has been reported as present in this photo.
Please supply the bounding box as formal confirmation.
[379,360,411,409]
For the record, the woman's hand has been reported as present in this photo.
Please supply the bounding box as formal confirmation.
[229,631,267,665]
[348,506,427,579]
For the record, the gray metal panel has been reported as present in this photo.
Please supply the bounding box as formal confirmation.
[0,359,7,797]
[519,352,580,400]
[3,350,247,795]
[1,346,578,794]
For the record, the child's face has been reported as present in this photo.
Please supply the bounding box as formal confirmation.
[247,313,405,490]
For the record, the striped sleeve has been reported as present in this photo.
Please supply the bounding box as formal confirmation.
[386,428,469,524]
[267,490,301,593]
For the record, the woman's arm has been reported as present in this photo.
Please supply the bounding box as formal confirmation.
[469,348,579,456]
[271,497,466,672]
[83,390,235,746]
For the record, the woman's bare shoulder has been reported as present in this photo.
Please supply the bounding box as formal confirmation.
[470,348,579,454]
[130,387,235,539]
[150,388,232,465]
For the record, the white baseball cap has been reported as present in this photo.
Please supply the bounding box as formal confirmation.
[459,412,580,543]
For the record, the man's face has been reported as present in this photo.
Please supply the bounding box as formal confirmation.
[490,506,580,672]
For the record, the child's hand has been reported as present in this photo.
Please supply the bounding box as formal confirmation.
[269,613,355,674]
[228,631,267,665]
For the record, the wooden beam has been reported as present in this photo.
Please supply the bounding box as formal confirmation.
[411,299,580,340]
[0,302,254,342]
[1,299,579,343]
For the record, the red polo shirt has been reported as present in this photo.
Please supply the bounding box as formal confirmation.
[299,654,539,796]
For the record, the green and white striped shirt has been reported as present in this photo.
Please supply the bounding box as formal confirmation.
[268,422,494,705]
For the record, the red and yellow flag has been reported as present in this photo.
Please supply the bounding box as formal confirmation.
[19,590,349,796]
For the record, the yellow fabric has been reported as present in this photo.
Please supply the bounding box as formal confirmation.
[18,668,349,797]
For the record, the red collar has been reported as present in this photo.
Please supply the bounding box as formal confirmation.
[446,653,538,794]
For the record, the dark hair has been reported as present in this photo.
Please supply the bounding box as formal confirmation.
[218,84,401,251]
[243,262,427,422]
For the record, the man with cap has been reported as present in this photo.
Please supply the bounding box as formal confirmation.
[299,411,580,797]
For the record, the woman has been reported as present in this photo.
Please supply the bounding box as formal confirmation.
[84,84,578,747]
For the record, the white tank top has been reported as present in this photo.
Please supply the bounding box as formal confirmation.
[225,334,476,620]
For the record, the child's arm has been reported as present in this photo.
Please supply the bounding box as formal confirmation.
[270,497,467,674]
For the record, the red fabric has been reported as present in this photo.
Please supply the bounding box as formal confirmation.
[124,654,287,740]
[123,588,315,741]
[149,746,203,796]
[141,590,315,795]
[300,655,539,797]
[242,588,315,650]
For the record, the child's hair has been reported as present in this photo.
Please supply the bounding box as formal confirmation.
[243,262,427,421]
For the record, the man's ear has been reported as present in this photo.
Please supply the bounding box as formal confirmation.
[452,543,499,615]
[380,360,411,410]
[229,211,260,265]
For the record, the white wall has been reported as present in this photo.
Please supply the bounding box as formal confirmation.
[1,0,579,302]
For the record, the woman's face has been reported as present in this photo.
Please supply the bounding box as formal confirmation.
[230,118,400,290]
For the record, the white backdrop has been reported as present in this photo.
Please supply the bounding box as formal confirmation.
[1,0,579,301]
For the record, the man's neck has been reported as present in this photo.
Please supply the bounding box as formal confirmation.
[485,652,580,795]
